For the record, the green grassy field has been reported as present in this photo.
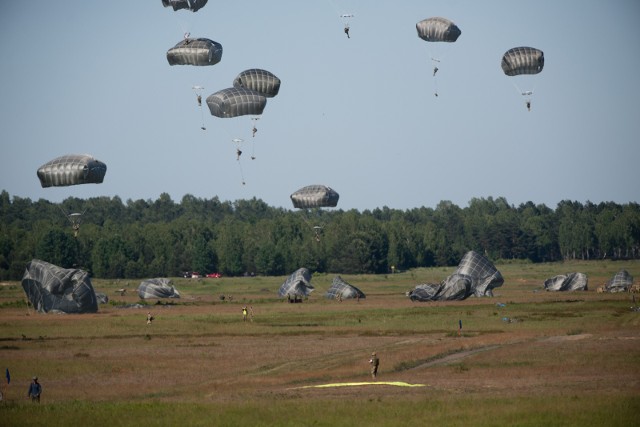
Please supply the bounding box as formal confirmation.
[1,260,639,426]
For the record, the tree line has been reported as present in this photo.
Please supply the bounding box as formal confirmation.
[0,190,638,280]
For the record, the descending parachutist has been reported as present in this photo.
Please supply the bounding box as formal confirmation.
[236,148,242,160]
[433,67,439,76]
[196,95,202,107]
[252,126,257,137]
[344,25,350,38]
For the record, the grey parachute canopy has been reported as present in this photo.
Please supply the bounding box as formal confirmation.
[290,185,339,209]
[407,251,503,302]
[162,0,207,12]
[325,276,365,300]
[416,17,461,43]
[21,259,98,314]
[37,154,107,188]
[206,87,267,118]
[233,69,281,98]
[605,270,633,293]
[544,273,588,291]
[167,38,223,66]
[501,47,544,76]
[278,268,314,298]
[137,278,180,299]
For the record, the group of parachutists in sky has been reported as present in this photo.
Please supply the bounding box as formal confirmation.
[31,2,628,315]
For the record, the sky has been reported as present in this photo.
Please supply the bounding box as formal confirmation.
[1,1,639,212]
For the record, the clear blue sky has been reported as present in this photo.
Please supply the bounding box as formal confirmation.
[1,1,638,211]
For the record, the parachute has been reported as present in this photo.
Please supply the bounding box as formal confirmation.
[162,0,208,12]
[325,276,365,300]
[206,87,267,118]
[416,17,461,97]
[21,259,98,314]
[290,185,339,209]
[605,269,633,293]
[37,154,107,188]
[407,251,503,302]
[544,273,588,291]
[501,47,544,111]
[291,185,339,241]
[278,268,314,298]
[137,278,181,299]
[501,47,544,76]
[233,69,281,98]
[166,38,223,66]
[416,17,461,43]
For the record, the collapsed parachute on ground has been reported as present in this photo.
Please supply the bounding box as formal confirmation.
[278,268,314,298]
[408,251,503,302]
[37,154,107,188]
[21,259,98,313]
[233,69,281,98]
[416,17,461,42]
[162,0,208,12]
[290,185,339,209]
[544,273,588,291]
[501,47,544,76]
[605,270,633,293]
[325,276,365,300]
[137,278,180,299]
[167,38,223,66]
[206,87,267,118]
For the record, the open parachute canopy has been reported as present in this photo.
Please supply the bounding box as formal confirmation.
[206,87,267,118]
[167,38,223,66]
[137,278,180,299]
[290,185,339,209]
[162,0,208,12]
[278,268,314,298]
[606,269,634,293]
[325,276,365,300]
[501,47,544,76]
[21,259,98,314]
[408,251,503,302]
[416,17,461,43]
[233,69,281,98]
[37,154,107,188]
[544,273,588,291]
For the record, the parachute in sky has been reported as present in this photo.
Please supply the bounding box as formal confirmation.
[290,185,339,241]
[407,251,503,302]
[544,273,588,291]
[290,185,339,209]
[167,38,223,66]
[162,0,208,12]
[137,278,181,299]
[206,87,267,118]
[501,47,544,111]
[605,269,633,293]
[233,69,281,98]
[416,17,461,43]
[501,47,544,76]
[325,276,365,300]
[278,268,314,298]
[416,17,461,97]
[21,259,98,314]
[37,154,107,188]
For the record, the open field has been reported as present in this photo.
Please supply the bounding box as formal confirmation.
[1,260,639,426]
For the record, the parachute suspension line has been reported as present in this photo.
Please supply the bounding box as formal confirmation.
[510,81,534,111]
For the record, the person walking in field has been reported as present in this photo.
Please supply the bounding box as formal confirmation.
[242,306,248,322]
[147,312,154,325]
[27,376,41,403]
[369,352,379,379]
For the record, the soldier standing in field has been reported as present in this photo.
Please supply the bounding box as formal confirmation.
[369,352,379,379]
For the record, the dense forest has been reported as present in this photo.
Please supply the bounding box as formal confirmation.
[0,190,639,280]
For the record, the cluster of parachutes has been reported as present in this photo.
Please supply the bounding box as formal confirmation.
[278,268,365,301]
[416,16,544,109]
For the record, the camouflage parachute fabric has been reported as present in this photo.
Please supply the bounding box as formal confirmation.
[408,251,503,302]
[325,276,365,300]
[21,259,98,313]
[544,272,588,291]
[137,278,180,299]
[278,268,314,298]
[605,270,633,293]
